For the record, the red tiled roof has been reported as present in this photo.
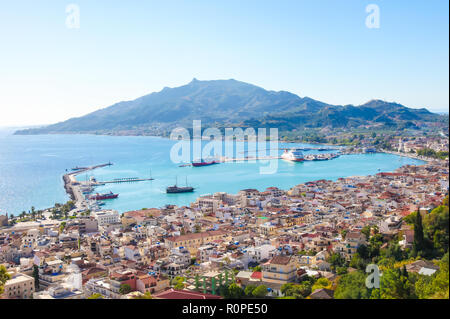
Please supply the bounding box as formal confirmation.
[153,289,222,299]
[250,271,262,279]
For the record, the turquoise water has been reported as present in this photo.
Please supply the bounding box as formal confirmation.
[0,131,425,215]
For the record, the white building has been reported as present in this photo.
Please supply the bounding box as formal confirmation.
[91,210,120,227]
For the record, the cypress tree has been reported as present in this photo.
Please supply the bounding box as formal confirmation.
[413,210,424,256]
[33,265,40,290]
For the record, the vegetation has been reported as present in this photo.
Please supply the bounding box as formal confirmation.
[417,148,449,160]
[119,284,132,295]
[133,292,153,299]
[33,265,40,290]
[0,265,11,295]
[280,281,314,299]
[171,276,186,290]
[251,285,269,298]
[220,283,245,299]
[88,293,104,299]
[333,196,449,299]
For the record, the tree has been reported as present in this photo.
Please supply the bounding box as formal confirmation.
[423,203,449,257]
[280,282,311,299]
[311,277,331,292]
[172,277,185,290]
[244,284,257,297]
[33,265,40,290]
[334,271,371,299]
[415,253,449,299]
[133,292,153,299]
[0,265,11,295]
[252,285,268,298]
[59,221,66,233]
[361,226,371,240]
[119,284,132,295]
[379,268,414,299]
[413,210,425,257]
[226,283,244,299]
[327,253,346,272]
[88,293,103,299]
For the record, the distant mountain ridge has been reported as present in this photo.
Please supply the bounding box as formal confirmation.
[15,78,443,135]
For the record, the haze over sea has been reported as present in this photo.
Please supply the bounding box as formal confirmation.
[0,129,425,215]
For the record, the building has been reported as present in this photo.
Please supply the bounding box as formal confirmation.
[0,214,8,226]
[2,269,35,299]
[34,284,84,299]
[91,210,120,227]
[164,230,226,255]
[262,255,297,285]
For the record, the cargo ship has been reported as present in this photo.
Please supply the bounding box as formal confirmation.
[89,192,119,200]
[281,148,305,162]
[192,158,220,167]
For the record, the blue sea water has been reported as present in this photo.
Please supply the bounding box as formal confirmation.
[0,130,425,215]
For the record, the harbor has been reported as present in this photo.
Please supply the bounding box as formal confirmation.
[178,152,340,166]
[63,162,155,213]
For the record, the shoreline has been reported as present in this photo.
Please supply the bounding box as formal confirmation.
[59,153,432,214]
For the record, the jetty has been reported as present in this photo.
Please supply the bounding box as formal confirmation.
[63,163,114,210]
[93,177,154,184]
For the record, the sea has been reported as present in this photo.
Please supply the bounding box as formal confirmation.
[0,128,425,215]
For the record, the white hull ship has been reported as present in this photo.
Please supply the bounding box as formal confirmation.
[281,148,305,162]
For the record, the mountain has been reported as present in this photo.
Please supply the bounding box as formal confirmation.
[15,78,443,135]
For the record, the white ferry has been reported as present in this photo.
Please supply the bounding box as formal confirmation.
[281,148,305,162]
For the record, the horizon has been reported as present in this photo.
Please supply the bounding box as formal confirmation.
[0,1,448,126]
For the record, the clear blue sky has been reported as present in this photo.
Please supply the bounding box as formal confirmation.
[0,0,448,126]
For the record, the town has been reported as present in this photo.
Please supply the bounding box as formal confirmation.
[0,145,448,299]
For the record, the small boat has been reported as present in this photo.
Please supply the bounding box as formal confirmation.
[166,185,195,193]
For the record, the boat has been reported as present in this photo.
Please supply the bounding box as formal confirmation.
[166,185,195,193]
[89,192,119,200]
[166,177,195,193]
[281,148,305,162]
[192,158,220,167]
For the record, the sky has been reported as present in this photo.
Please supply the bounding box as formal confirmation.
[0,0,448,127]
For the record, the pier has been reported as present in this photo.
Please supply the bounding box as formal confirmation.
[63,163,114,211]
[94,177,154,184]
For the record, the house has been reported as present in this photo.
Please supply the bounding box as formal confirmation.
[1,269,35,299]
[34,284,84,299]
[406,260,440,275]
[262,255,297,285]
[136,274,169,294]
[164,230,226,255]
[309,288,334,299]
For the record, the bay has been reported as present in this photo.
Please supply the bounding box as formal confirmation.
[0,131,425,215]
